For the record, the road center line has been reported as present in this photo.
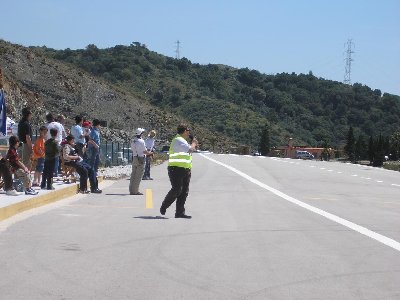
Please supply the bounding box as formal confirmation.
[200,154,400,252]
[145,189,153,209]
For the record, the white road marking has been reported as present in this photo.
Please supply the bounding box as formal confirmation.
[392,184,400,187]
[376,180,383,183]
[200,154,400,252]
[60,214,81,217]
[352,174,358,177]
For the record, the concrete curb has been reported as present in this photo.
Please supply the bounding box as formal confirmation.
[0,177,104,222]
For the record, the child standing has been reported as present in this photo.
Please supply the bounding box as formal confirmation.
[6,135,38,195]
[32,126,47,186]
[41,128,59,190]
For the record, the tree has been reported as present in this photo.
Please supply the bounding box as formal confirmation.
[258,123,270,156]
[344,126,356,162]
[354,134,367,162]
[84,44,100,59]
[368,136,375,163]
[389,131,400,160]
[373,135,385,167]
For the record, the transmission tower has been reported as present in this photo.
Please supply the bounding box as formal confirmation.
[344,39,355,84]
[175,40,180,59]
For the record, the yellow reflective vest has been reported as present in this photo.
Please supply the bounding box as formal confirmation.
[168,135,192,169]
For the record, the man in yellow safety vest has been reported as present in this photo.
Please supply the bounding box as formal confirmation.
[160,124,198,218]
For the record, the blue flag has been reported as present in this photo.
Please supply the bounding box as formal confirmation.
[0,89,6,137]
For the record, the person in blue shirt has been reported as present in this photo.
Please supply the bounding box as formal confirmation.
[87,119,102,193]
[70,115,88,157]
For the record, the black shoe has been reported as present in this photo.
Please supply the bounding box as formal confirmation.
[130,192,143,195]
[91,189,102,194]
[175,214,192,219]
[160,206,166,215]
[78,190,91,194]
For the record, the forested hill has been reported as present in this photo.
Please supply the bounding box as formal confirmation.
[34,43,400,148]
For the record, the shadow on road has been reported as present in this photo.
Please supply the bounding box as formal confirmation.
[134,216,169,220]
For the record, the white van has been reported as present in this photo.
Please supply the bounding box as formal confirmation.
[295,150,314,160]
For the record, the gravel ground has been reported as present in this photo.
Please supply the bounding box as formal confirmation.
[97,157,167,180]
[97,165,132,180]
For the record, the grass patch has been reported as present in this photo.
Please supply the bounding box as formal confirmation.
[383,161,400,172]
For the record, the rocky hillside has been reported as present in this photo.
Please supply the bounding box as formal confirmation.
[0,40,238,151]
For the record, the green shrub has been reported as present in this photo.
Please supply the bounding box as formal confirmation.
[383,161,400,172]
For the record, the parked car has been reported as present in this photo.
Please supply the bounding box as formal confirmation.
[295,150,314,160]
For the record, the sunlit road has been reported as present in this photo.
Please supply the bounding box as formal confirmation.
[0,153,399,299]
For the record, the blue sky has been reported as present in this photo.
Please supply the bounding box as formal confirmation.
[2,0,399,95]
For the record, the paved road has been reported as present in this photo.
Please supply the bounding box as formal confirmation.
[0,154,399,299]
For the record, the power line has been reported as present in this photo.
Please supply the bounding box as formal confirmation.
[344,39,355,85]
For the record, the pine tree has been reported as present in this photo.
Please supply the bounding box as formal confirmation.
[390,131,400,160]
[355,134,366,162]
[368,136,375,163]
[373,135,385,167]
[344,126,356,162]
[259,123,270,156]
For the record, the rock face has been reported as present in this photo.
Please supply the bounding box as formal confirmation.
[0,40,236,150]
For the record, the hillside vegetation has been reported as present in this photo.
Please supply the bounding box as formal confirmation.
[33,43,400,149]
[0,40,238,151]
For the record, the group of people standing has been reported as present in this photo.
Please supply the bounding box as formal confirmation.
[0,108,102,196]
[1,110,199,220]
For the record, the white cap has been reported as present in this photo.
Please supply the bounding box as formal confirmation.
[135,128,145,136]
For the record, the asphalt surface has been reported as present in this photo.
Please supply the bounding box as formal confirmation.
[0,153,399,299]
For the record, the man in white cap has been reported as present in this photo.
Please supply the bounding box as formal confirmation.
[129,128,153,195]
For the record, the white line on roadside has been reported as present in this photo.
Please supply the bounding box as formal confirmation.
[200,154,400,253]
[392,184,400,187]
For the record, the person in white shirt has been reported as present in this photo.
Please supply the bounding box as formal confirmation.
[56,114,68,137]
[70,115,88,157]
[129,128,153,195]
[142,130,156,180]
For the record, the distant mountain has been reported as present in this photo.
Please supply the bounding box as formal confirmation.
[1,39,399,151]
[33,42,400,149]
[0,40,238,151]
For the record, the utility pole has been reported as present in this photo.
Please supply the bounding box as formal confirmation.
[344,39,355,85]
[175,40,180,59]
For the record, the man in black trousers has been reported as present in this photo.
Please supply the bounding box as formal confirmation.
[160,124,198,219]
